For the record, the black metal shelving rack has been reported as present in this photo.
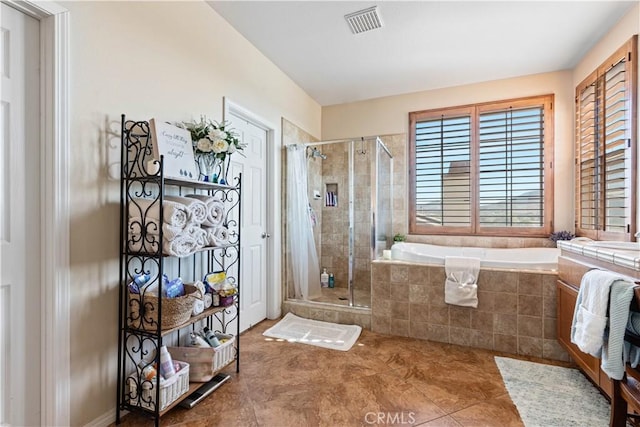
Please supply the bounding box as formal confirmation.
[115,115,241,426]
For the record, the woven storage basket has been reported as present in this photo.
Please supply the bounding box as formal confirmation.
[126,360,190,411]
[128,284,199,331]
[168,335,235,382]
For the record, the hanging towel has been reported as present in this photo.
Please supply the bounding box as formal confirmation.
[444,256,481,308]
[128,198,189,228]
[185,194,226,227]
[164,195,207,225]
[601,279,637,379]
[570,269,623,357]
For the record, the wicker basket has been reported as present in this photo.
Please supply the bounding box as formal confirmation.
[168,335,236,382]
[126,360,190,411]
[128,284,199,331]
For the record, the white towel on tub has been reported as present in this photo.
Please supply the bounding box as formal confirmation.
[444,256,481,308]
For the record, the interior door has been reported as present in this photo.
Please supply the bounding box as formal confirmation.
[0,4,41,426]
[227,112,268,332]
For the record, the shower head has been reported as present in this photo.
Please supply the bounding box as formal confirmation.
[308,147,327,160]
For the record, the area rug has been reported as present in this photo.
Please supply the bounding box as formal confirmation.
[263,313,362,351]
[495,356,610,426]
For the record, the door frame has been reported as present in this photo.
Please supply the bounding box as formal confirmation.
[2,1,70,425]
[222,97,280,319]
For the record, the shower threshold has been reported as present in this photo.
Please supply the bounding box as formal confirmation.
[308,287,371,308]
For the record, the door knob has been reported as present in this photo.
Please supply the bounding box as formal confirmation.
[261,232,271,239]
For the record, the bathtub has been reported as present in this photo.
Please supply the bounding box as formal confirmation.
[390,242,560,271]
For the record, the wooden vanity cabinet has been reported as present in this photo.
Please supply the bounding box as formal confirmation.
[555,253,640,397]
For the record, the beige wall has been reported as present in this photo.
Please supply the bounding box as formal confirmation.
[323,71,575,233]
[65,2,320,425]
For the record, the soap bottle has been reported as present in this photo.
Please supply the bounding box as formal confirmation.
[321,268,329,288]
[203,327,221,347]
[328,273,335,288]
[159,345,176,379]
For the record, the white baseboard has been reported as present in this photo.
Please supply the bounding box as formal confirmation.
[84,408,121,427]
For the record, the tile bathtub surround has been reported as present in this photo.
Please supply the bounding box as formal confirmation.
[116,318,576,427]
[371,261,568,361]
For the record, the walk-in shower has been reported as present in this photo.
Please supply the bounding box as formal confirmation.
[284,137,393,308]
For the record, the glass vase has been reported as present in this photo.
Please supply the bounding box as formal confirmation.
[197,154,220,182]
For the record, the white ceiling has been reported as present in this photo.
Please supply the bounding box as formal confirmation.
[209,1,637,106]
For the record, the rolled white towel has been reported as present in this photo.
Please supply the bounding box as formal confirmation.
[162,234,200,257]
[183,224,208,249]
[127,233,160,254]
[164,195,207,225]
[129,198,189,228]
[185,194,226,227]
[213,227,230,246]
[128,217,184,241]
[202,226,218,247]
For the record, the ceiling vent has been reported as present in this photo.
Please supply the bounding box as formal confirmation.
[345,6,383,35]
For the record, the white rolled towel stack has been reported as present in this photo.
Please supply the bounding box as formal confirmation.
[128,197,206,256]
[164,195,208,225]
[185,194,226,227]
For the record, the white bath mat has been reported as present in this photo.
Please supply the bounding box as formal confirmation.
[263,313,362,351]
[495,356,610,426]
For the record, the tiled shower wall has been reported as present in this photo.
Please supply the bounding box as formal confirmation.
[371,260,569,361]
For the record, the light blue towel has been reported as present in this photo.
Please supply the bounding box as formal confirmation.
[601,280,636,380]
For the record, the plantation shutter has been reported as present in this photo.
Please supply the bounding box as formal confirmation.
[575,36,636,240]
[478,107,545,227]
[413,114,472,228]
[576,80,600,232]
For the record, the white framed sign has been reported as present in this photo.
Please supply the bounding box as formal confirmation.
[149,118,198,180]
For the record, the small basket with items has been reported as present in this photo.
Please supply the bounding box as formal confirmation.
[127,273,202,331]
[202,271,238,308]
[126,345,190,411]
[168,327,236,382]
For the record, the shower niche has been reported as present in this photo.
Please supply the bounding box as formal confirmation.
[284,137,393,310]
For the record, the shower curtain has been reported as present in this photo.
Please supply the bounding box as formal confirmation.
[286,144,321,300]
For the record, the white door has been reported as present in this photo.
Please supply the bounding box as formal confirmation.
[0,4,41,426]
[227,112,268,332]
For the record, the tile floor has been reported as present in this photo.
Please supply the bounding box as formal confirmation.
[116,318,577,427]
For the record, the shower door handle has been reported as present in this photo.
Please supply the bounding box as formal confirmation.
[261,232,271,239]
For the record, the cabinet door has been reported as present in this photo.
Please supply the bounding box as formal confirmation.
[556,280,600,384]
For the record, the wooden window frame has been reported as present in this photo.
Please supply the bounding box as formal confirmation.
[409,95,554,237]
[575,36,637,241]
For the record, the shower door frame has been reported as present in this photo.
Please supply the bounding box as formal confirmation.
[301,136,393,308]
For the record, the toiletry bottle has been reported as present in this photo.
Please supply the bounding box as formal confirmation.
[321,268,329,288]
[328,273,335,288]
[189,332,211,348]
[159,345,176,379]
[137,360,157,381]
[203,327,221,347]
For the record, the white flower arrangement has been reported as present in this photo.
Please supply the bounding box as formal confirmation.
[180,116,246,161]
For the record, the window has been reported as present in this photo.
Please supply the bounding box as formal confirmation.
[409,95,554,236]
[575,36,637,241]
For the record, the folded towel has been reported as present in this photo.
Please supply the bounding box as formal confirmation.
[570,269,621,356]
[444,256,481,308]
[128,198,189,228]
[185,194,226,227]
[601,280,637,380]
[128,217,184,241]
[164,195,207,225]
